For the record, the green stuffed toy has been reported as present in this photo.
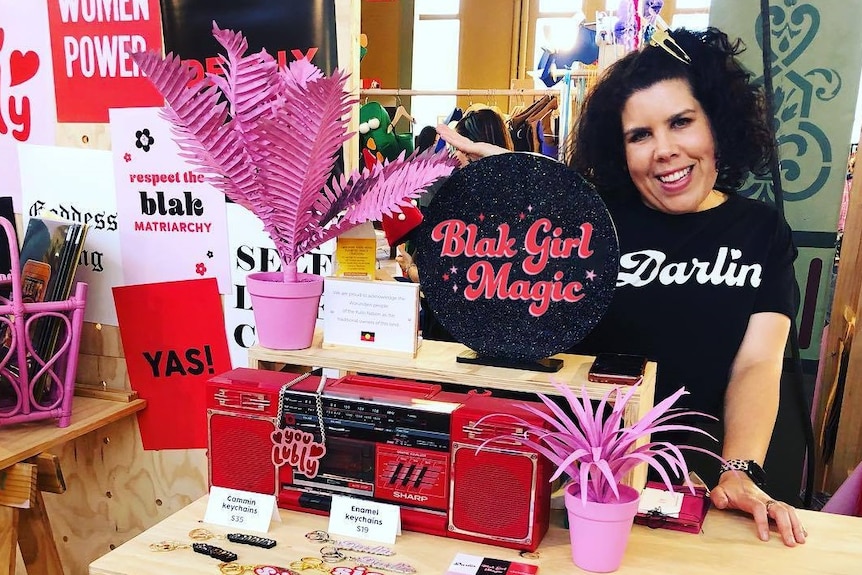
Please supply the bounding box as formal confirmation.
[358,101,414,165]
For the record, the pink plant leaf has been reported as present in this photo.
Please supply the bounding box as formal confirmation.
[578,460,593,505]
[209,22,281,126]
[551,379,600,446]
[256,66,355,266]
[279,56,324,90]
[624,387,691,437]
[601,383,641,437]
[548,448,590,482]
[132,38,272,224]
[593,459,620,501]
[580,385,604,446]
[519,393,585,439]
[609,420,718,462]
[615,450,683,494]
[299,150,458,254]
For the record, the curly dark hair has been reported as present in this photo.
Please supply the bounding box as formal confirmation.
[566,27,775,200]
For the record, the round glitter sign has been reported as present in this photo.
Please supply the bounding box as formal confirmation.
[414,153,619,362]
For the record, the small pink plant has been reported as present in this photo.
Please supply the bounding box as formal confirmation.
[133,22,458,283]
[479,380,719,504]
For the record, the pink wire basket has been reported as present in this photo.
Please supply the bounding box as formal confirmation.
[0,217,87,428]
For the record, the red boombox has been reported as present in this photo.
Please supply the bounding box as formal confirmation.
[206,368,553,551]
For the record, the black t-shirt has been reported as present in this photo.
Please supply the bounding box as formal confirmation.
[572,193,798,417]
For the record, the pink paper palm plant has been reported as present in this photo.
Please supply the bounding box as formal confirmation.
[479,381,719,504]
[133,23,458,282]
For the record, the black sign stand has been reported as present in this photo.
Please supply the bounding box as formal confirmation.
[455,350,564,373]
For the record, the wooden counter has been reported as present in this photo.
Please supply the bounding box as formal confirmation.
[89,495,861,575]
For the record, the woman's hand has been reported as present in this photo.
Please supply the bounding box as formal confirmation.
[711,472,807,546]
[436,123,511,164]
[395,243,419,282]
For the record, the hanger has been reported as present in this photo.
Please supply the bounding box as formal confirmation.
[509,90,526,118]
[389,91,415,132]
[390,105,415,130]
[526,95,558,123]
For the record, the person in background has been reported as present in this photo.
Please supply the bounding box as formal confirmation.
[415,125,439,154]
[437,27,806,546]
[452,108,514,166]
[398,108,515,340]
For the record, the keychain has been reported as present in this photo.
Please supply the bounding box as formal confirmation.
[219,563,300,575]
[304,530,394,556]
[318,548,416,575]
[289,557,329,573]
[189,528,278,549]
[147,540,238,563]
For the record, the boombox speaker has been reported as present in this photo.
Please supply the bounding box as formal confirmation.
[209,411,278,495]
[207,369,298,496]
[447,395,552,551]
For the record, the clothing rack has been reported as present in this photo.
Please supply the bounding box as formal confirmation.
[359,88,561,97]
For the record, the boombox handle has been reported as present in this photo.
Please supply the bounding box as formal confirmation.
[327,374,441,399]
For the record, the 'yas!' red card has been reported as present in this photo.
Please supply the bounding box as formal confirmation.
[114,278,231,450]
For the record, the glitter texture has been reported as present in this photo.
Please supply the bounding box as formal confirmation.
[415,153,619,362]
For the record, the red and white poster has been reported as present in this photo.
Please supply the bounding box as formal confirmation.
[110,107,232,293]
[46,0,164,123]
[113,278,232,450]
[0,0,57,212]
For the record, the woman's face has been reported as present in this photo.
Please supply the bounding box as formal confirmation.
[621,78,721,214]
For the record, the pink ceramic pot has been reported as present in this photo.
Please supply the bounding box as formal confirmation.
[245,272,324,350]
[564,482,640,573]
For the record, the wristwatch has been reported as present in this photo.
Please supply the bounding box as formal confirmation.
[719,459,767,488]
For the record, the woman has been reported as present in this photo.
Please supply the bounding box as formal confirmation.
[453,108,514,165]
[437,27,806,546]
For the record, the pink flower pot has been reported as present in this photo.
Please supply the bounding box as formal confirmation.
[564,483,640,573]
[245,272,324,350]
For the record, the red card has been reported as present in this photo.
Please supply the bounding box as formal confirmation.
[46,0,164,122]
[113,278,232,450]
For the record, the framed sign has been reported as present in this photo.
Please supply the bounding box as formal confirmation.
[323,277,421,356]
[414,153,619,363]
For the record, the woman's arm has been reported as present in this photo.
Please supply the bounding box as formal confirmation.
[710,311,806,546]
[436,124,511,162]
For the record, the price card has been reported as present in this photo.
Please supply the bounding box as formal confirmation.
[638,487,684,518]
[204,486,280,533]
[328,495,401,544]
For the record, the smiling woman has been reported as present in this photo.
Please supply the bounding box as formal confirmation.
[437,25,807,548]
[565,26,806,547]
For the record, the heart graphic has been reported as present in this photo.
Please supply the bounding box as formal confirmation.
[0,28,5,50]
[10,50,40,87]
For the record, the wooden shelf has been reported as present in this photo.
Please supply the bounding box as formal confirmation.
[249,329,656,400]
[248,328,657,490]
[1,394,146,470]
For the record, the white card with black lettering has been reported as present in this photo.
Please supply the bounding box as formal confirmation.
[204,486,280,533]
[328,495,401,544]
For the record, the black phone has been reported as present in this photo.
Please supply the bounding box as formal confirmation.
[587,353,647,385]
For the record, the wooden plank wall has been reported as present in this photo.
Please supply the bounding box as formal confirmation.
[11,3,360,573]
[814,129,862,494]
